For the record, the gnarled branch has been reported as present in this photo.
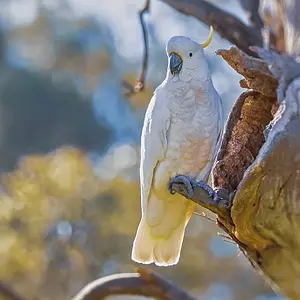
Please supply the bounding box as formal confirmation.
[125,0,266,96]
[72,267,195,300]
[238,0,263,29]
[159,0,262,56]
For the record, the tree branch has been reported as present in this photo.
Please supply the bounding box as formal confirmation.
[124,0,264,96]
[72,267,195,300]
[237,0,263,29]
[159,0,262,56]
[123,0,150,95]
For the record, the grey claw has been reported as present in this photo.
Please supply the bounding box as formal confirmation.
[168,182,176,194]
[168,175,194,198]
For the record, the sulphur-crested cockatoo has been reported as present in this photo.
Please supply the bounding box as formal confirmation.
[131,26,223,267]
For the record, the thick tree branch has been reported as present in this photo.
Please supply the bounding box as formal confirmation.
[159,0,262,56]
[72,267,195,300]
[238,0,263,29]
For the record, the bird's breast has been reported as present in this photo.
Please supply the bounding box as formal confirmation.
[152,85,221,188]
[167,127,214,174]
[153,122,218,189]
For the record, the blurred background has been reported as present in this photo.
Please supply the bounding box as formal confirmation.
[0,0,284,299]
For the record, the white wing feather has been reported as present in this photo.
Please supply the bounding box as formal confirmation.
[140,86,171,215]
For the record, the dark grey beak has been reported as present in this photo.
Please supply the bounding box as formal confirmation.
[169,52,183,75]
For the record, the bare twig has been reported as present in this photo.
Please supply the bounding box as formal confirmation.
[217,232,233,241]
[193,211,216,222]
[72,267,195,300]
[123,0,150,95]
[159,0,262,56]
[0,281,28,300]
[223,239,238,245]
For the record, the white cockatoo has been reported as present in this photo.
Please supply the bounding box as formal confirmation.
[131,26,223,267]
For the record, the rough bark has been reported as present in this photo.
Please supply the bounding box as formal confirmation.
[230,79,300,297]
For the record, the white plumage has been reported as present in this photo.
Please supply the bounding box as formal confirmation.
[132,27,223,266]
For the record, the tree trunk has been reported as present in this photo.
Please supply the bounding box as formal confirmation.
[211,47,300,299]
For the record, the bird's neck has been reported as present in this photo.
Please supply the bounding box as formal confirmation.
[166,74,213,98]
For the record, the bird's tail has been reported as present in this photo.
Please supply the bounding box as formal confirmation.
[131,213,193,267]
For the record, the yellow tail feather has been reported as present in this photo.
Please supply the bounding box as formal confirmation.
[132,216,189,266]
[132,188,196,267]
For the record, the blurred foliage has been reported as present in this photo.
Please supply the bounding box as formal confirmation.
[0,66,113,172]
[0,1,281,300]
[0,146,140,299]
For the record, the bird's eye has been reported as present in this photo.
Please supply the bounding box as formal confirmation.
[189,52,193,57]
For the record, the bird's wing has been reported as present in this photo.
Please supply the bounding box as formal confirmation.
[140,87,171,215]
[214,89,224,156]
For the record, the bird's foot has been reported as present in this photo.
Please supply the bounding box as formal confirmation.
[168,175,233,220]
[193,180,214,198]
[168,175,194,198]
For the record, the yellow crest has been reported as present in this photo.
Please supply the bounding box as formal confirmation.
[202,25,214,49]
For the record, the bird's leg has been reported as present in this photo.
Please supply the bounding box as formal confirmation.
[169,175,220,200]
[169,175,233,220]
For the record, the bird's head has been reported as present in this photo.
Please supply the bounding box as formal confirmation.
[165,26,213,83]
